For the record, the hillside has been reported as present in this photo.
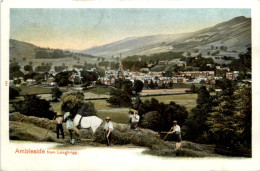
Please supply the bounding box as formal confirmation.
[81,16,251,57]
[9,39,98,68]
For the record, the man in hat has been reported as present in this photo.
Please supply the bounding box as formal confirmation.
[167,120,182,149]
[130,109,140,131]
[55,112,64,139]
[104,116,113,146]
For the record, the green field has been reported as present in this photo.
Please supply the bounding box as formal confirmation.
[50,93,198,124]
[19,86,68,95]
[86,85,113,95]
[141,93,197,112]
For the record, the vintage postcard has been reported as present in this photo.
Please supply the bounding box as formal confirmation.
[1,0,260,170]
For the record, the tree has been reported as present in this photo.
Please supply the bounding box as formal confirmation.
[143,80,149,89]
[51,87,62,101]
[133,80,144,95]
[206,83,251,153]
[13,94,55,119]
[183,86,212,142]
[141,111,161,131]
[96,68,105,77]
[24,65,33,72]
[138,98,188,132]
[9,87,20,99]
[190,84,196,93]
[10,62,24,79]
[122,79,133,95]
[106,89,132,107]
[55,71,72,86]
[77,102,97,116]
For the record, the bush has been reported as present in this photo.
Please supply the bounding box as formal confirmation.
[51,87,62,101]
[138,98,188,132]
[9,87,20,99]
[77,102,97,116]
[106,89,132,107]
[13,94,55,119]
[141,111,161,131]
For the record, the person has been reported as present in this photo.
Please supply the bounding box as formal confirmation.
[167,120,182,149]
[104,116,113,146]
[55,112,64,139]
[65,114,75,145]
[130,109,140,131]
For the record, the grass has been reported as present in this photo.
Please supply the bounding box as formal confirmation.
[141,93,197,112]
[86,85,114,95]
[20,86,52,95]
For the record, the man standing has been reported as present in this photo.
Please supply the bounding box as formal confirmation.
[104,116,113,146]
[167,120,182,149]
[55,112,64,139]
[130,109,140,131]
[65,114,75,145]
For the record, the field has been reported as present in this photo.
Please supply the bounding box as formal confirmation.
[87,85,114,96]
[50,93,198,124]
[19,86,67,95]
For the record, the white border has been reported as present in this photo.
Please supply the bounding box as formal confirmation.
[1,0,260,170]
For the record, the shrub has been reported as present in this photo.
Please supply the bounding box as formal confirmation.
[9,87,20,99]
[51,87,62,101]
[141,111,161,131]
[13,94,55,119]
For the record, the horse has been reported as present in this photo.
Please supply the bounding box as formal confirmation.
[63,112,103,133]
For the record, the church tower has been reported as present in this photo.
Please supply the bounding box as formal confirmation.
[118,53,124,79]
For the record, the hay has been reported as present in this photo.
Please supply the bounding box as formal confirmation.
[9,113,222,157]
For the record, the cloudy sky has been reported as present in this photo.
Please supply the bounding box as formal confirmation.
[10,8,251,50]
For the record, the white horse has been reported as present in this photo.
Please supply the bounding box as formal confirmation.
[64,112,103,133]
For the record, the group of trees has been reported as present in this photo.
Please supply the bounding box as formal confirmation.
[122,61,147,71]
[10,62,24,79]
[13,94,56,119]
[182,56,215,71]
[35,49,65,59]
[183,80,251,156]
[107,79,144,107]
[138,98,188,132]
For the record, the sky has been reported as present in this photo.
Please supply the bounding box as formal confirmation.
[10,8,251,50]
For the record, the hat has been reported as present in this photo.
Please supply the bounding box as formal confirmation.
[173,120,177,124]
[105,116,111,120]
[57,112,62,116]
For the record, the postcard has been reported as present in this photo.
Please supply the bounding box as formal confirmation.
[1,0,260,170]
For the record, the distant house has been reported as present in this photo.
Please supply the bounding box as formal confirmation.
[226,71,239,80]
[158,60,169,65]
[180,71,215,78]
[140,68,150,73]
[170,61,187,68]
[26,79,36,86]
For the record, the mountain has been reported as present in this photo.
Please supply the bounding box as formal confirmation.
[9,39,97,67]
[81,16,251,57]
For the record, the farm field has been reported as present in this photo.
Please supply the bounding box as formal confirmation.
[19,86,67,95]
